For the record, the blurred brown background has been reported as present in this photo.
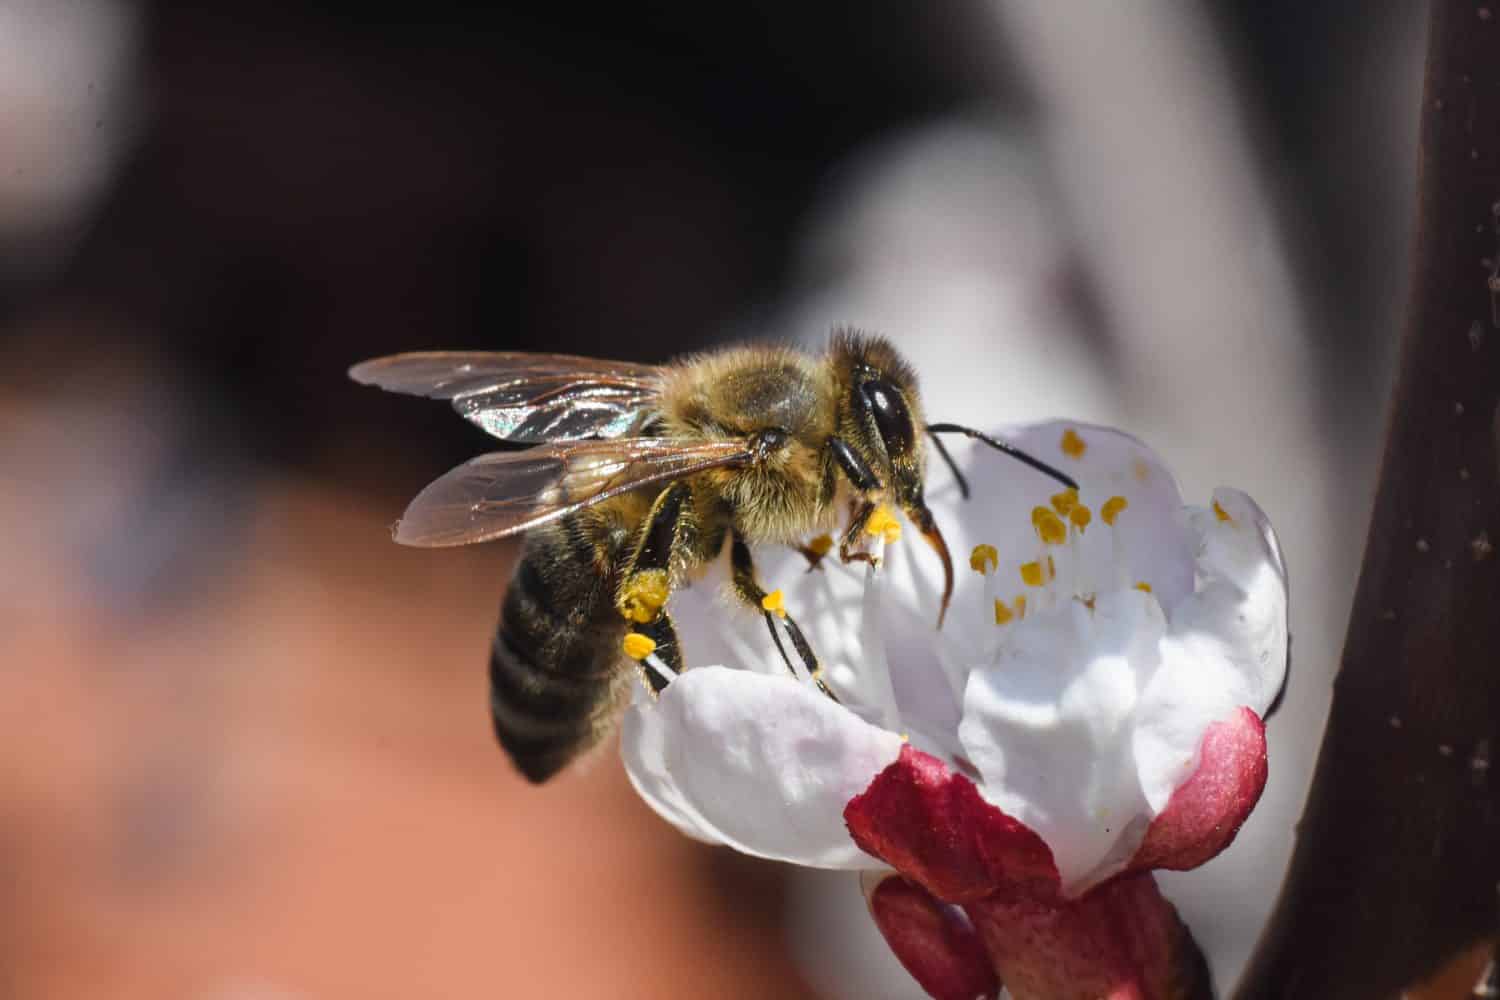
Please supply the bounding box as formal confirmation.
[0,2,1426,997]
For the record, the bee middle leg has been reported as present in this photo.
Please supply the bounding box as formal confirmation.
[729,534,839,702]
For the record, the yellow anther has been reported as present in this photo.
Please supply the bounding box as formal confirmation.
[993,598,1014,625]
[1060,428,1087,460]
[1050,488,1080,516]
[1069,504,1092,532]
[1213,499,1233,523]
[1031,507,1068,546]
[865,505,903,543]
[620,571,670,623]
[806,534,834,557]
[760,589,787,618]
[1014,594,1027,619]
[1134,581,1153,594]
[1020,561,1045,586]
[1101,496,1129,526]
[969,543,999,575]
[622,633,657,660]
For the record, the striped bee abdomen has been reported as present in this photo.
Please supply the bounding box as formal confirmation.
[492,515,631,784]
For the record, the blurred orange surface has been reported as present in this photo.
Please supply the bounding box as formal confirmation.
[0,481,819,1000]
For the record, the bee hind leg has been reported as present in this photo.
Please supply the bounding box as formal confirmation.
[627,613,683,695]
[730,534,840,703]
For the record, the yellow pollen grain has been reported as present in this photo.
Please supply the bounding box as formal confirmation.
[806,534,834,557]
[1134,581,1153,594]
[622,633,657,660]
[760,589,787,618]
[1046,554,1056,581]
[969,543,999,575]
[1020,561,1045,586]
[1015,594,1027,619]
[1069,504,1092,532]
[865,505,903,543]
[620,572,670,623]
[1213,499,1233,523]
[1060,428,1087,460]
[1101,496,1129,526]
[994,598,1014,625]
[1050,488,1079,516]
[1032,507,1067,545]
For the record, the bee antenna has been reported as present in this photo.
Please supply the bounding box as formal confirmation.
[924,428,971,500]
[926,423,1080,492]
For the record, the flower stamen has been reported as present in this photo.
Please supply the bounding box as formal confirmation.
[1060,427,1088,459]
[969,544,999,575]
[866,505,903,543]
[1032,507,1067,546]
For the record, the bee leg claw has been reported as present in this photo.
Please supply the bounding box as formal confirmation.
[836,500,880,567]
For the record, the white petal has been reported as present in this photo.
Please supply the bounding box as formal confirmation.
[1133,488,1289,812]
[619,666,905,868]
[958,590,1165,892]
[1173,488,1289,715]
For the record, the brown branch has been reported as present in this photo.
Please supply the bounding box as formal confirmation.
[1235,2,1500,996]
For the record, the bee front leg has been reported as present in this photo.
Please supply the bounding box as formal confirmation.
[729,534,840,702]
[838,500,879,566]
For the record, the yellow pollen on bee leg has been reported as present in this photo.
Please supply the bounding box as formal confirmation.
[994,598,1014,625]
[760,589,788,618]
[865,505,903,543]
[1069,504,1092,532]
[1134,581,1153,594]
[969,543,999,575]
[806,534,834,557]
[1213,499,1234,523]
[1060,428,1087,460]
[1020,561,1045,586]
[1031,507,1068,545]
[1100,496,1129,526]
[622,633,657,660]
[1050,488,1080,516]
[620,571,670,623]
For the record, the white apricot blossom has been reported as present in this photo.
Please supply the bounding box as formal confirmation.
[619,421,1287,896]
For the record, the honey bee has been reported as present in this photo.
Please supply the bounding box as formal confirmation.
[351,329,1076,783]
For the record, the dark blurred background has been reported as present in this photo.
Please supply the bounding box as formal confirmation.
[0,2,1424,997]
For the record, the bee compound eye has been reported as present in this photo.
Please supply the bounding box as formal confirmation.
[860,380,915,458]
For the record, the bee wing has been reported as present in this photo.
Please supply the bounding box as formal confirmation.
[349,351,664,442]
[393,437,750,547]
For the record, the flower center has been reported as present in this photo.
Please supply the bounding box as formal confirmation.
[968,489,1145,632]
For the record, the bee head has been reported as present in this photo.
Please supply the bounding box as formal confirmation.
[829,328,927,507]
[830,328,954,624]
